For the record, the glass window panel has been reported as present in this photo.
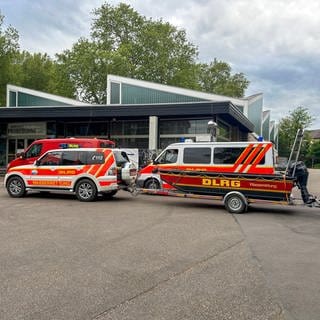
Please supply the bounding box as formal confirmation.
[111,120,148,136]
[112,137,148,149]
[217,121,231,141]
[85,151,105,164]
[160,119,210,135]
[214,147,245,164]
[9,91,17,107]
[40,151,62,166]
[65,122,108,137]
[62,151,80,165]
[110,82,120,104]
[183,148,211,164]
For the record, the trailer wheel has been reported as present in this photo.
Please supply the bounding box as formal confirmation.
[75,179,97,202]
[6,176,26,198]
[144,178,160,190]
[224,192,247,214]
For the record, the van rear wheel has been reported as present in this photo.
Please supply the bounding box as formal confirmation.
[75,179,97,202]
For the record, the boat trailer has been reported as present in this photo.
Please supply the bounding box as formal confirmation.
[134,166,320,214]
[132,129,320,213]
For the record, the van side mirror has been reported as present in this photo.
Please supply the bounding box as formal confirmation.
[17,151,25,159]
[151,153,157,161]
[35,160,41,166]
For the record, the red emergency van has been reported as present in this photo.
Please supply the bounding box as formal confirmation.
[5,148,137,201]
[7,138,115,171]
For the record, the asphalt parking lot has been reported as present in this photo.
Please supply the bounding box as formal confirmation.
[0,170,319,320]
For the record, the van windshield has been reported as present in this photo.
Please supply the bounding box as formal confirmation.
[25,143,42,158]
[156,149,178,164]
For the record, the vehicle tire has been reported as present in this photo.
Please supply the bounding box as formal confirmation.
[144,178,161,190]
[101,190,118,199]
[6,176,26,198]
[75,179,97,202]
[224,192,247,214]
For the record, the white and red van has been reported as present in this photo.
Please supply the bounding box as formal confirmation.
[137,140,276,189]
[7,138,115,171]
[5,148,137,201]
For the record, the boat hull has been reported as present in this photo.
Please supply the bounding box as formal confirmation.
[158,169,295,202]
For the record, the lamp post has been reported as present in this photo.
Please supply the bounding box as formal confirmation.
[207,120,218,142]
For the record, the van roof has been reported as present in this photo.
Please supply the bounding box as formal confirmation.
[168,141,272,147]
[32,138,113,142]
[43,148,113,152]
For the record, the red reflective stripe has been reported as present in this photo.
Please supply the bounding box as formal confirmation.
[233,144,254,168]
[237,146,262,173]
[95,153,114,177]
[99,180,117,186]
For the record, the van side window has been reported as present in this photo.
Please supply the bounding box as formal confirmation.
[86,152,105,164]
[25,143,42,158]
[39,151,62,166]
[62,151,83,165]
[183,148,211,164]
[113,151,130,166]
[157,149,178,164]
[214,147,245,164]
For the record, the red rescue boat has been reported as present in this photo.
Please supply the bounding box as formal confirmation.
[157,169,294,203]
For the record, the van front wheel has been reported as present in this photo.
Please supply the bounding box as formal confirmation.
[75,179,97,202]
[6,176,26,198]
[144,178,160,190]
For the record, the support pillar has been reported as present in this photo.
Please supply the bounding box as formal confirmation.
[149,116,158,150]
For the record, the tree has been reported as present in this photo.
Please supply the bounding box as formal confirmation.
[197,59,249,97]
[91,3,199,87]
[11,51,76,99]
[278,106,314,157]
[57,3,248,103]
[0,13,19,106]
[306,140,320,168]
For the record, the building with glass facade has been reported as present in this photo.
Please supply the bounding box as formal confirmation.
[0,77,276,167]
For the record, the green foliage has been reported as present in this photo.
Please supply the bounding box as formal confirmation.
[278,106,314,157]
[56,39,111,103]
[197,59,249,97]
[57,3,247,103]
[1,4,250,105]
[306,140,320,168]
[0,13,19,106]
[12,51,76,99]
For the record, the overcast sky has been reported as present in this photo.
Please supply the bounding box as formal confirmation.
[2,0,319,129]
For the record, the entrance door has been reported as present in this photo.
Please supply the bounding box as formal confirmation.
[7,139,34,164]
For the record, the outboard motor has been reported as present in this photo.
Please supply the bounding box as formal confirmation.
[289,161,313,204]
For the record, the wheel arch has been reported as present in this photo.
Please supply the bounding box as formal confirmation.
[73,175,97,192]
[5,173,27,188]
[144,176,161,188]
